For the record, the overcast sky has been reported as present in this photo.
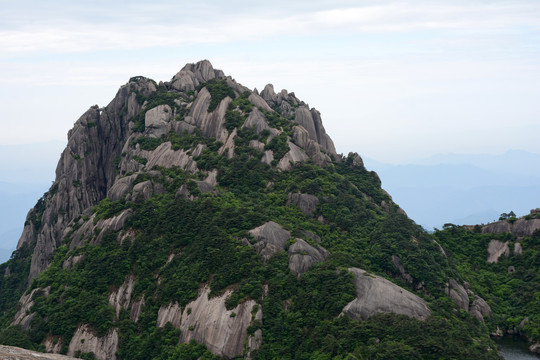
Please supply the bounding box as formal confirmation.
[1,0,539,163]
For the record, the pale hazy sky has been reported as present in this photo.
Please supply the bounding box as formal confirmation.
[1,0,539,163]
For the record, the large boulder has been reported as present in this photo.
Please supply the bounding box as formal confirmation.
[249,221,290,262]
[487,239,509,263]
[342,268,431,320]
[288,238,329,277]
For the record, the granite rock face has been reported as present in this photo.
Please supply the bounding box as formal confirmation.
[179,286,260,359]
[16,60,342,286]
[249,221,291,262]
[288,238,329,277]
[481,218,540,237]
[67,325,119,360]
[342,268,431,320]
[487,239,510,263]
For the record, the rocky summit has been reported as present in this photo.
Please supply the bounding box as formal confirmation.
[0,60,515,359]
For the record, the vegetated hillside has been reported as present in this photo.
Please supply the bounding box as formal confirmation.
[434,210,540,354]
[0,61,502,359]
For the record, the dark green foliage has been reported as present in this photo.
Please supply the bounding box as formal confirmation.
[434,226,540,342]
[0,104,505,359]
[131,85,182,132]
[199,78,235,112]
[134,136,162,151]
[153,340,219,360]
[265,133,289,163]
[92,198,128,221]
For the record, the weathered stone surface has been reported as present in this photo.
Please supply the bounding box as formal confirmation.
[44,335,62,353]
[189,87,231,142]
[157,302,183,328]
[144,142,198,173]
[107,174,138,200]
[108,275,135,318]
[292,126,331,167]
[13,287,50,330]
[196,169,218,194]
[288,238,329,277]
[248,92,273,112]
[260,84,276,103]
[20,75,156,283]
[0,345,78,360]
[487,239,509,263]
[179,286,258,359]
[287,192,319,216]
[130,296,145,322]
[249,221,290,262]
[68,325,119,360]
[170,60,224,92]
[469,295,492,321]
[277,141,309,171]
[219,128,236,158]
[482,218,540,237]
[261,150,274,165]
[145,104,172,138]
[242,108,271,134]
[446,279,469,311]
[530,343,540,355]
[249,140,265,152]
[342,268,431,320]
[68,209,132,249]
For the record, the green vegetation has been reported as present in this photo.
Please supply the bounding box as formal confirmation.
[0,81,506,359]
[434,225,540,342]
[199,78,236,112]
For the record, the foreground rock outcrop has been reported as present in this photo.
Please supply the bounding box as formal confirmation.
[0,345,80,360]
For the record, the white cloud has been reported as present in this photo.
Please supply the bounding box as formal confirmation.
[1,1,539,57]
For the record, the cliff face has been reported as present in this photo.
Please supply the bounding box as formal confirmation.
[16,60,341,285]
[0,61,502,360]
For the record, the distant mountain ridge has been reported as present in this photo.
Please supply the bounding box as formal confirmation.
[366,152,540,229]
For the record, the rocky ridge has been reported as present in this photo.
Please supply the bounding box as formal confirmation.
[0,60,502,360]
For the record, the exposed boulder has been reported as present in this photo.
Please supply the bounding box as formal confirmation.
[287,192,319,216]
[242,108,271,134]
[145,104,172,138]
[195,169,218,194]
[179,286,259,359]
[249,221,290,262]
[67,325,119,360]
[144,142,198,173]
[277,141,309,171]
[170,60,225,91]
[188,87,231,142]
[248,92,273,112]
[288,238,329,277]
[107,174,138,200]
[487,239,509,263]
[342,268,431,320]
[446,279,469,311]
[469,295,492,321]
